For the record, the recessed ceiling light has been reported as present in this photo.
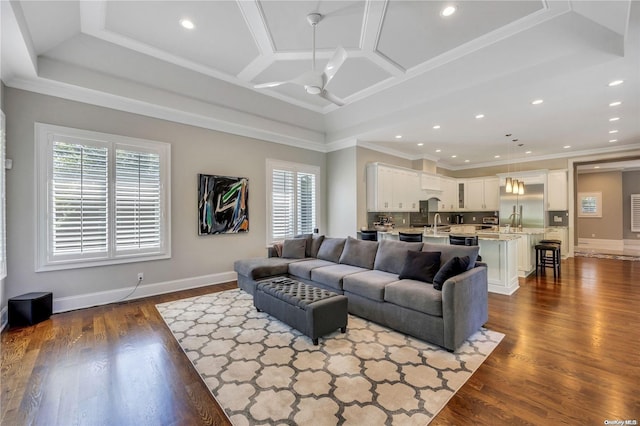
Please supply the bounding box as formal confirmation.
[180,18,195,30]
[417,143,424,146]
[433,125,441,129]
[609,139,617,143]
[395,135,402,139]
[464,160,470,163]
[609,117,620,122]
[594,166,601,169]
[441,6,457,17]
[531,99,544,105]
[494,155,500,158]
[609,130,619,134]
[563,145,571,149]
[609,101,622,107]
[451,155,457,158]
[525,151,532,154]
[435,149,442,153]
[475,114,485,119]
[608,80,624,87]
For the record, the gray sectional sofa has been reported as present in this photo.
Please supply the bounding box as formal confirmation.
[234,236,488,351]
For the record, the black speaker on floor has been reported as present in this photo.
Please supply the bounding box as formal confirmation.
[8,292,53,327]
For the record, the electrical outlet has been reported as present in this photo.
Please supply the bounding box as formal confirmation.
[591,234,596,238]
[137,272,144,282]
[472,217,476,221]
[402,219,406,224]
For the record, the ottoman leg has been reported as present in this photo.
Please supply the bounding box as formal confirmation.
[312,338,319,345]
[341,327,346,333]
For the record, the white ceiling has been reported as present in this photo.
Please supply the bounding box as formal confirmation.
[2,0,639,169]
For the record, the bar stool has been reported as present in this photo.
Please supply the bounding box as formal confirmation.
[360,230,378,241]
[399,232,422,242]
[535,241,561,278]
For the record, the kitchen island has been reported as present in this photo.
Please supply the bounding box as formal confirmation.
[378,229,521,295]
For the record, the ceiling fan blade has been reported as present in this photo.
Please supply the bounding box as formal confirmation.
[323,46,347,86]
[319,90,345,107]
[254,81,288,89]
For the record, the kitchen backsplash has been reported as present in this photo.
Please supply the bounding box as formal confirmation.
[367,211,499,228]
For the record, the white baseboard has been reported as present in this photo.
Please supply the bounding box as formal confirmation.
[53,271,237,313]
[0,306,7,331]
[576,238,624,251]
[624,239,640,247]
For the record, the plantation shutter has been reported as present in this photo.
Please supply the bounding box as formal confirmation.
[51,141,108,256]
[297,172,316,234]
[115,149,162,251]
[272,169,295,241]
[632,194,640,232]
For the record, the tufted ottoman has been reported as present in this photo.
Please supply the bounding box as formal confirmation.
[254,277,348,345]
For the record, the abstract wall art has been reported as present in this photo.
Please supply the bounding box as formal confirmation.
[198,174,249,235]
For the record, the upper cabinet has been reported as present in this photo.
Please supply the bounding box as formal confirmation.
[367,164,420,212]
[462,177,500,211]
[438,177,458,211]
[547,170,568,210]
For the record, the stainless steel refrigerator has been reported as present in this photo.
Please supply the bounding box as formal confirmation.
[499,184,545,228]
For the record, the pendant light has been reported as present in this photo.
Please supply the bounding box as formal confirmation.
[504,134,525,195]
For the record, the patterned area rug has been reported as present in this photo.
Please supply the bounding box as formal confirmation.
[156,289,504,425]
[574,251,640,261]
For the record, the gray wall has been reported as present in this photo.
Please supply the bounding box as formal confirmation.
[622,170,640,240]
[576,171,623,240]
[1,82,5,321]
[4,87,326,306]
[327,147,357,237]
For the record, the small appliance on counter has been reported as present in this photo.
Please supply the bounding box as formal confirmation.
[481,216,499,230]
[451,213,464,224]
[373,215,394,231]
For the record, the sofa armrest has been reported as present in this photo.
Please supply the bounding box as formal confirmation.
[441,265,489,351]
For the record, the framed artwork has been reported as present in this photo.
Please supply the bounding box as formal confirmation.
[577,192,602,218]
[198,174,249,235]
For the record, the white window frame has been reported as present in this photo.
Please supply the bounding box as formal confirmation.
[266,159,320,245]
[577,192,602,218]
[35,123,171,271]
[0,111,6,280]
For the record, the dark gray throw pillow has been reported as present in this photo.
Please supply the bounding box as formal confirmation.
[282,238,307,259]
[433,255,471,290]
[398,251,441,283]
[294,233,313,257]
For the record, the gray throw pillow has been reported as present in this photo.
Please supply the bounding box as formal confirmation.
[422,243,478,271]
[339,237,379,269]
[294,233,313,257]
[282,238,307,259]
[398,251,441,283]
[316,237,346,263]
[310,235,325,258]
[374,239,423,274]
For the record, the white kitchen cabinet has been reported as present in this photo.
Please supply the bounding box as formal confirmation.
[366,164,420,212]
[547,170,568,210]
[438,177,458,211]
[465,178,500,211]
[545,227,569,258]
[421,173,441,191]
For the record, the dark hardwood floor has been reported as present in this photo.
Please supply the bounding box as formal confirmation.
[2,258,639,425]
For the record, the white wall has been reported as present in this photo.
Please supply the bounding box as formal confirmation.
[327,147,357,237]
[4,87,326,311]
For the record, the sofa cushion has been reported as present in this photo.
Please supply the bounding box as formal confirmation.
[398,251,441,283]
[288,259,336,280]
[433,256,471,290]
[282,238,307,259]
[310,235,325,258]
[373,239,423,274]
[234,257,303,280]
[422,243,478,271]
[317,238,346,263]
[294,233,314,257]
[339,237,378,269]
[384,280,443,317]
[343,270,399,302]
[311,264,368,291]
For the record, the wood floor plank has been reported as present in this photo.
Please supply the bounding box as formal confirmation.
[1,260,638,425]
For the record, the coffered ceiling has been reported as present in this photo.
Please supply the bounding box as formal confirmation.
[2,0,639,169]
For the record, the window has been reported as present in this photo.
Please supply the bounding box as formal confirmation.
[578,192,602,218]
[36,124,171,271]
[266,159,319,244]
[0,111,6,279]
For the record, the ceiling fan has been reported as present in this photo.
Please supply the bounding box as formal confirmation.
[254,13,347,106]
